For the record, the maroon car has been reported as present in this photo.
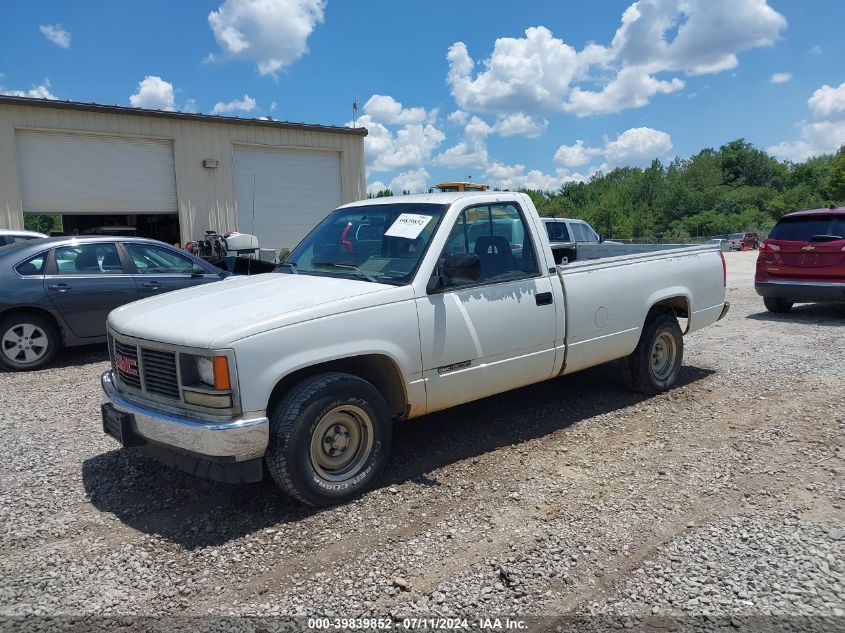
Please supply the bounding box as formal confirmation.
[755,207,845,312]
[728,232,759,250]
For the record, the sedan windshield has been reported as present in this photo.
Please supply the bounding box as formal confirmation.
[286,203,449,284]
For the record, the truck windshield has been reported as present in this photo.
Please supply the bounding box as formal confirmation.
[285,203,449,284]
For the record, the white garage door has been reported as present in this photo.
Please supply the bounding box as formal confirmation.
[16,130,177,215]
[234,146,342,252]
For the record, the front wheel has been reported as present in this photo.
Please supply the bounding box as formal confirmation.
[621,313,684,395]
[265,372,393,507]
[764,297,793,313]
[0,313,59,371]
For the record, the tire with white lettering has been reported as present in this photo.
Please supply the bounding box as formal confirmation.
[621,312,684,395]
[264,372,392,507]
[0,313,59,371]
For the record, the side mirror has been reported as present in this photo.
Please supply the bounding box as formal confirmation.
[191,263,206,277]
[597,234,605,243]
[426,275,444,294]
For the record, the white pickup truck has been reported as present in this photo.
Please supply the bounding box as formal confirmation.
[101,192,729,506]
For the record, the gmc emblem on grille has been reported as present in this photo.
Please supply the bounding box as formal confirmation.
[115,354,138,376]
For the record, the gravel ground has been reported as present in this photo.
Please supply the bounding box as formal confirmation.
[1,251,843,630]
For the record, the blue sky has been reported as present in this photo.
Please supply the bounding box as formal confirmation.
[2,0,844,194]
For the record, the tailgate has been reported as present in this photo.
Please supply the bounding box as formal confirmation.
[762,214,845,279]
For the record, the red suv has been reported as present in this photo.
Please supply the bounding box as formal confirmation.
[755,207,845,312]
[728,232,759,250]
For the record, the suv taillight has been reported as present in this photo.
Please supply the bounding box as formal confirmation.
[720,250,726,287]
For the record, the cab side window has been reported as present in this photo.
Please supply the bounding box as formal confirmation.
[125,243,195,274]
[438,203,539,287]
[53,243,123,274]
[15,253,47,276]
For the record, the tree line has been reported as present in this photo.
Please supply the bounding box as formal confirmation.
[521,139,845,242]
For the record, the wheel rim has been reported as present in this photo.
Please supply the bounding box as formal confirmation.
[309,405,374,482]
[2,323,49,365]
[651,331,677,381]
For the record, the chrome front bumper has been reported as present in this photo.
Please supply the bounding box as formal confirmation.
[100,370,268,462]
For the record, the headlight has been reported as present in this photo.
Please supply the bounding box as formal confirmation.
[197,357,215,386]
[195,355,231,390]
[183,354,233,409]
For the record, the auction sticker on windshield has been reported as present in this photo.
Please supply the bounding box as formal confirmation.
[384,214,433,239]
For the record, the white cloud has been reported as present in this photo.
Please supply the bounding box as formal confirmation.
[447,28,578,114]
[807,83,845,121]
[207,0,325,77]
[485,162,587,191]
[770,72,792,84]
[433,111,546,170]
[564,68,684,117]
[448,110,468,125]
[355,114,445,172]
[389,168,430,194]
[433,139,488,168]
[808,45,822,55]
[183,99,198,113]
[768,82,845,161]
[492,112,547,138]
[1,80,57,100]
[129,76,176,111]
[366,180,389,196]
[367,168,430,195]
[447,1,786,117]
[553,127,672,172]
[554,140,600,167]
[363,95,433,125]
[603,127,673,168]
[39,24,71,48]
[433,116,491,168]
[211,94,257,114]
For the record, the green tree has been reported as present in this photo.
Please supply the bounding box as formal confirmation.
[24,214,62,234]
[824,146,845,203]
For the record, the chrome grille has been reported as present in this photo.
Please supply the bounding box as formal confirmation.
[140,348,179,399]
[110,336,141,390]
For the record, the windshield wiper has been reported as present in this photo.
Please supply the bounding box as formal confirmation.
[808,234,843,243]
[312,261,378,283]
[277,260,298,274]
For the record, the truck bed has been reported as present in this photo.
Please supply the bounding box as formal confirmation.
[551,242,715,265]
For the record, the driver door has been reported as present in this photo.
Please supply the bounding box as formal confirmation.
[415,202,559,413]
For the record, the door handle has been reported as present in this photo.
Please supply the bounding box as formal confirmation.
[47,283,71,292]
[535,292,553,306]
[141,281,161,289]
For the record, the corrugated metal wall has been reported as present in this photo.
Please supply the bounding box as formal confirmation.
[0,103,366,242]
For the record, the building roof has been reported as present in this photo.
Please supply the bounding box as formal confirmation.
[0,95,368,137]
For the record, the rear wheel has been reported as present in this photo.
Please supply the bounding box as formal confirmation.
[0,313,59,371]
[264,372,392,507]
[621,313,684,395]
[764,297,793,313]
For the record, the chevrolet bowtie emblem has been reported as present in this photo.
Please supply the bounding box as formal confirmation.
[802,245,815,251]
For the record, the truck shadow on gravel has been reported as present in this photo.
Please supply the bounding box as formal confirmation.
[746,303,845,325]
[81,363,713,549]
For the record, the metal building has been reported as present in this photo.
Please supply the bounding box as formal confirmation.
[0,95,367,252]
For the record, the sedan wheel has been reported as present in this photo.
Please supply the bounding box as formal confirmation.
[0,315,59,371]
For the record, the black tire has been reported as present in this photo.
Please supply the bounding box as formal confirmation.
[264,372,392,507]
[0,313,59,371]
[621,312,684,395]
[764,297,793,313]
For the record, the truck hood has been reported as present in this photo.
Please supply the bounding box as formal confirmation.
[108,273,409,348]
